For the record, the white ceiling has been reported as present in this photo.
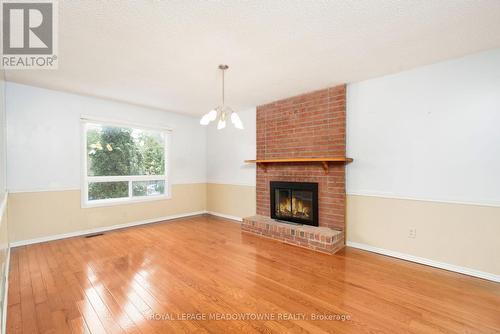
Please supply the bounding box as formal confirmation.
[6,0,500,116]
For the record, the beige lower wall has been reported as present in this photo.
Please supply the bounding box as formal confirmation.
[0,200,7,265]
[347,195,500,276]
[207,183,256,219]
[0,195,9,331]
[8,183,207,243]
[9,183,253,243]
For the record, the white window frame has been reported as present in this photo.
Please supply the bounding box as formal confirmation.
[81,116,172,208]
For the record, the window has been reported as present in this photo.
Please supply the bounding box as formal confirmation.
[81,118,170,207]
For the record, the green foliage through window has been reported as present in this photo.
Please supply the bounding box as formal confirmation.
[89,182,128,200]
[85,122,167,202]
[132,180,165,197]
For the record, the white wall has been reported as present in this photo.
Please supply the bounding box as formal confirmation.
[347,48,500,206]
[206,108,256,186]
[6,83,207,192]
[0,74,6,199]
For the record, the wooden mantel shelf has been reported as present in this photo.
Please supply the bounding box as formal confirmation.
[244,157,353,174]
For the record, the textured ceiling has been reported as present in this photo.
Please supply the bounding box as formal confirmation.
[6,0,500,115]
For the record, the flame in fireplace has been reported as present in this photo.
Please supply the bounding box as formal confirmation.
[278,196,311,218]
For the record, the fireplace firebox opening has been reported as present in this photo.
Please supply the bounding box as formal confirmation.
[270,181,319,227]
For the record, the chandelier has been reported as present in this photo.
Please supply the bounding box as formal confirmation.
[200,64,243,130]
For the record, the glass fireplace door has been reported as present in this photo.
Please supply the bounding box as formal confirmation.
[271,181,318,226]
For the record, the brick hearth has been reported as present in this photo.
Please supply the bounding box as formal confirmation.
[243,84,347,254]
[242,215,344,254]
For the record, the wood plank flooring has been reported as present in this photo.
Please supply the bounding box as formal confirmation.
[7,215,500,333]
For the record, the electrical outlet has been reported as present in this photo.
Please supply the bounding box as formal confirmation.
[408,228,417,239]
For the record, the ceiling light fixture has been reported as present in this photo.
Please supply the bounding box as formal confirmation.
[200,64,243,130]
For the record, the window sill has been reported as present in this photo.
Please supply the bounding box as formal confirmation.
[82,194,172,208]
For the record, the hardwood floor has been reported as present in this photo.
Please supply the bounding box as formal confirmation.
[7,215,500,333]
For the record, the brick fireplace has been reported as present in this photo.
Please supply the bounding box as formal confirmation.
[242,85,347,254]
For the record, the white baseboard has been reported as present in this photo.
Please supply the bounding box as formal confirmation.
[2,247,10,334]
[10,211,207,248]
[206,211,243,222]
[346,241,500,283]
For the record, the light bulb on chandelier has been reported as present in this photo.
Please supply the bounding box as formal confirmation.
[231,111,244,129]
